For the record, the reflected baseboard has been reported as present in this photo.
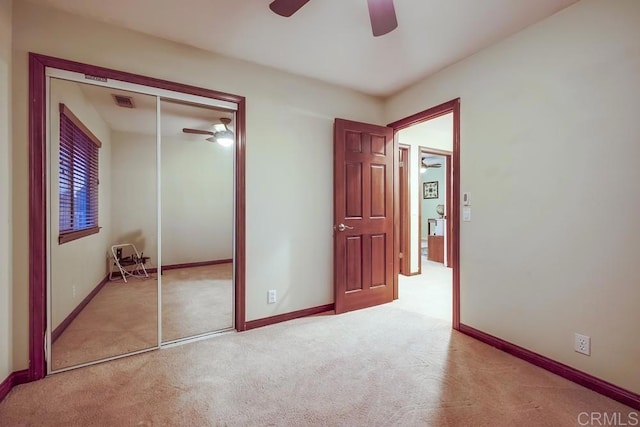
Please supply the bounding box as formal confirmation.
[156,259,233,273]
[51,275,110,343]
[108,259,233,278]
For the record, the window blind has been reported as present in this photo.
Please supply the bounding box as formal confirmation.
[59,104,101,242]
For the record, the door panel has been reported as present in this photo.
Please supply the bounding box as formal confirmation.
[334,119,394,313]
[346,236,363,292]
[370,165,386,217]
[370,234,386,286]
[345,163,363,218]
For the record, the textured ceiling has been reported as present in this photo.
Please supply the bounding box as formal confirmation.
[32,0,578,97]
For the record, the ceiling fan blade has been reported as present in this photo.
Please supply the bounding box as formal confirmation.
[183,128,214,136]
[367,0,398,37]
[269,0,311,17]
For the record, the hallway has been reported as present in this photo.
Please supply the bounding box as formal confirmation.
[398,259,452,323]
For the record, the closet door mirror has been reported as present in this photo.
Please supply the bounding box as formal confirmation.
[49,78,158,370]
[160,99,235,343]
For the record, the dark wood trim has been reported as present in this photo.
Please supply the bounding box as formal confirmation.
[416,147,423,275]
[445,155,452,267]
[111,259,233,277]
[387,99,459,131]
[459,324,640,410]
[392,133,400,300]
[28,52,247,379]
[398,144,410,277]
[51,274,109,343]
[235,98,247,332]
[59,103,102,148]
[32,53,244,104]
[245,304,335,331]
[452,100,460,330]
[58,226,100,244]
[160,259,233,272]
[416,147,452,156]
[389,98,461,331]
[0,370,30,403]
[29,54,47,382]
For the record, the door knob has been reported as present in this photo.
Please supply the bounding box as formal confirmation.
[335,223,354,232]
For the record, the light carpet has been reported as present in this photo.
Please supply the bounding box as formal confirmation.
[51,264,233,370]
[2,267,634,426]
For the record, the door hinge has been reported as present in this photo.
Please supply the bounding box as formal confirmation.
[399,161,404,167]
[399,252,403,259]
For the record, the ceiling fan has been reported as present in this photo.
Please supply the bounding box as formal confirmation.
[421,159,442,173]
[183,118,234,147]
[269,0,398,37]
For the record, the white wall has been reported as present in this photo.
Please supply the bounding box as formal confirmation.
[387,0,640,393]
[397,115,452,273]
[49,78,112,329]
[109,132,158,267]
[109,131,233,267]
[11,1,384,370]
[161,135,233,265]
[0,0,12,382]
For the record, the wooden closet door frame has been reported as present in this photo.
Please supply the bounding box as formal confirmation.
[28,53,247,381]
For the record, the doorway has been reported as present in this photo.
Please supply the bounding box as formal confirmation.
[388,99,460,329]
[418,148,452,270]
[332,99,460,329]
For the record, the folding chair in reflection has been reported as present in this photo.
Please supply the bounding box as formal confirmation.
[109,243,150,283]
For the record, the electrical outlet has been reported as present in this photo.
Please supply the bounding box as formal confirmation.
[574,333,591,356]
[267,289,276,304]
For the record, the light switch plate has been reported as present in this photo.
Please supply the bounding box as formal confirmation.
[463,207,471,222]
[463,192,471,206]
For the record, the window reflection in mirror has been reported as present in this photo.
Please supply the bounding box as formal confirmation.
[49,78,158,370]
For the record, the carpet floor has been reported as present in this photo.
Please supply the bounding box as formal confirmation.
[2,265,634,426]
[51,264,233,370]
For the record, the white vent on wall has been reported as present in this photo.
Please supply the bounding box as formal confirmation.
[112,94,135,109]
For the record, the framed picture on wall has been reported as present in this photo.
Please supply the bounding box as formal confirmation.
[423,181,438,199]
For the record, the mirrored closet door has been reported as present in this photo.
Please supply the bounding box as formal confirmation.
[46,69,238,373]
[160,100,235,343]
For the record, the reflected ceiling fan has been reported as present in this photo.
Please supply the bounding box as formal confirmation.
[421,159,442,173]
[183,118,234,147]
[269,0,398,37]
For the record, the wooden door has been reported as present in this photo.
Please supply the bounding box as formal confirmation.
[334,119,395,313]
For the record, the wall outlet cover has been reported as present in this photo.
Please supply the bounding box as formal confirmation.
[267,289,277,304]
[574,333,591,356]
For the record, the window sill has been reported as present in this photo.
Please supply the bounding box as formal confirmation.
[59,227,100,244]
